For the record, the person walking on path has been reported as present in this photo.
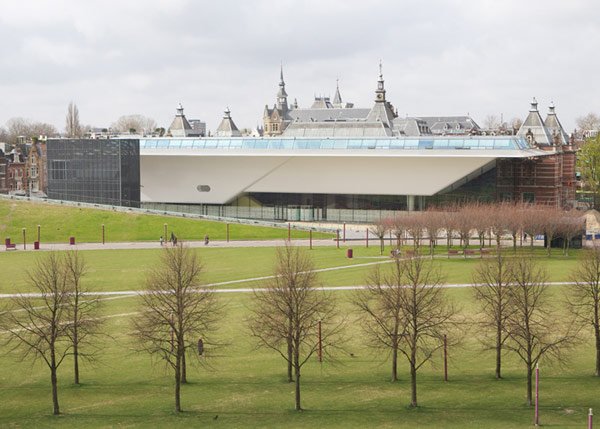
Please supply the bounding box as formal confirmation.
[159,236,163,246]
[204,234,209,245]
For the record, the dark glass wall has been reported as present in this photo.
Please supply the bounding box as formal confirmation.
[46,139,140,207]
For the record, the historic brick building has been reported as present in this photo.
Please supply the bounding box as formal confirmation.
[496,99,577,207]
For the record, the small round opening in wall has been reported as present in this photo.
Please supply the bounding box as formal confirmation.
[197,185,211,192]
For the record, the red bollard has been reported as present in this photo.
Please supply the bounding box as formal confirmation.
[343,223,346,242]
[589,408,593,429]
[309,230,312,250]
[227,223,229,243]
[288,223,291,241]
[366,229,369,248]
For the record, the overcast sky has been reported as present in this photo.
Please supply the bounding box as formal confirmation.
[0,0,598,134]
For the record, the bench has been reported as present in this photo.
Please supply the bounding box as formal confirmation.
[464,249,475,255]
[448,249,460,257]
[6,243,16,251]
[481,249,490,255]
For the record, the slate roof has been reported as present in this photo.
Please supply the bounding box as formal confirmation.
[287,107,370,122]
[168,104,193,137]
[516,98,553,146]
[544,102,570,145]
[417,116,480,135]
[216,108,242,137]
[282,121,393,137]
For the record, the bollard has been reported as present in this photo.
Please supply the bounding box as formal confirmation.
[22,228,26,250]
[590,408,593,429]
[309,230,312,250]
[443,333,448,382]
[535,363,539,426]
[227,223,229,243]
[102,224,105,245]
[37,225,41,243]
[343,223,346,242]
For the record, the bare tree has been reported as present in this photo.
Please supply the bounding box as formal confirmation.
[395,255,458,408]
[5,117,58,143]
[504,204,523,253]
[111,114,157,135]
[472,254,514,379]
[510,117,523,132]
[505,257,575,405]
[65,101,82,138]
[421,210,444,258]
[559,210,585,257]
[131,244,222,413]
[522,205,545,256]
[455,205,474,256]
[405,215,425,252]
[577,112,600,132]
[540,208,563,257]
[390,214,408,248]
[483,114,500,130]
[63,251,102,385]
[353,258,407,382]
[369,220,389,255]
[1,253,73,415]
[488,203,510,254]
[248,244,343,410]
[568,248,600,376]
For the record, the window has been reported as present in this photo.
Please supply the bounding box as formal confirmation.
[522,192,535,204]
[272,123,279,132]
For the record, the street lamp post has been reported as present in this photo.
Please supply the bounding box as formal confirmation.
[37,225,40,243]
[102,224,105,245]
[22,228,26,250]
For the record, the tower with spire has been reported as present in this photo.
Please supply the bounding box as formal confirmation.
[366,62,395,126]
[167,103,193,137]
[216,107,242,137]
[263,64,294,136]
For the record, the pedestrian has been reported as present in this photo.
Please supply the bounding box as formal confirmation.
[170,232,175,243]
[160,236,163,246]
[204,234,209,245]
[173,235,177,246]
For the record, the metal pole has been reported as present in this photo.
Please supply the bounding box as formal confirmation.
[535,363,539,426]
[590,408,593,429]
[343,223,346,242]
[37,225,40,243]
[22,228,26,250]
[288,223,291,241]
[318,318,322,363]
[366,229,369,248]
[226,223,229,243]
[336,230,340,249]
[443,333,448,382]
[164,224,168,242]
[309,230,312,250]
[102,224,105,245]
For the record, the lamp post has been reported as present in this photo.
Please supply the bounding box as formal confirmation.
[37,225,40,243]
[22,228,26,250]
[164,224,168,242]
[102,224,105,245]
[443,333,448,382]
[590,408,593,429]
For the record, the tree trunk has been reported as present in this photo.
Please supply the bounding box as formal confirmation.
[512,234,517,253]
[495,323,502,379]
[51,365,60,415]
[294,363,301,410]
[526,363,533,406]
[174,355,181,413]
[73,330,79,385]
[380,238,384,256]
[392,346,398,382]
[287,338,293,382]
[181,349,187,384]
[410,360,418,408]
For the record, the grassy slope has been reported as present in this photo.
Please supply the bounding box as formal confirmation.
[0,199,332,243]
[0,289,598,428]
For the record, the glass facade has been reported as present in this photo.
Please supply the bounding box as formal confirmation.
[139,136,533,151]
[46,139,140,207]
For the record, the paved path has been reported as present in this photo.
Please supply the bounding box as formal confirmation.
[3,238,343,252]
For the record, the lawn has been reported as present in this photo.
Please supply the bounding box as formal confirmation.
[0,244,584,294]
[0,287,599,428]
[0,199,333,244]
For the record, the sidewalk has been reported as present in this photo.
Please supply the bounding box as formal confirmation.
[3,238,342,252]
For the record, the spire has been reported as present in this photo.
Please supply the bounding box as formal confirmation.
[548,101,555,113]
[176,103,184,116]
[333,78,342,106]
[276,63,288,112]
[374,60,386,102]
[530,97,538,112]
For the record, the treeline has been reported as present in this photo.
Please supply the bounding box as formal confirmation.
[369,203,586,257]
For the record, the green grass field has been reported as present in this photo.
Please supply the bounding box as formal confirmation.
[0,199,332,243]
[1,244,599,428]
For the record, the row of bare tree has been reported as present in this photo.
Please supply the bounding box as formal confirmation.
[370,203,586,257]
[3,243,600,415]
